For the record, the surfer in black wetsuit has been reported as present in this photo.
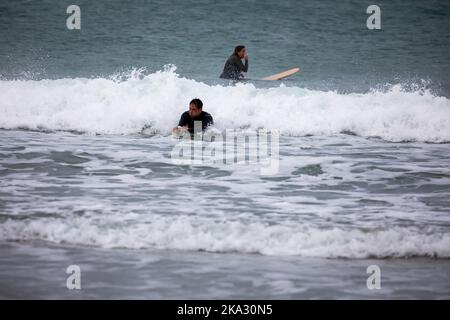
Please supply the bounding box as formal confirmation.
[219,45,249,80]
[172,98,213,134]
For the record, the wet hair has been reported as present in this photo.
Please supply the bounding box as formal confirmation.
[233,45,246,57]
[190,98,203,109]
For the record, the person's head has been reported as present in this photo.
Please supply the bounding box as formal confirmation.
[233,45,246,59]
[188,98,203,118]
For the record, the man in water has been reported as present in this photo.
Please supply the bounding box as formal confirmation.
[172,98,213,134]
[219,45,249,80]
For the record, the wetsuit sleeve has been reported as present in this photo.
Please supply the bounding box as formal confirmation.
[178,112,189,127]
[202,114,213,130]
[207,114,213,126]
[241,58,248,72]
[235,57,248,73]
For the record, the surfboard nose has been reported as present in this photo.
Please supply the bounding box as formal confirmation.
[261,67,300,81]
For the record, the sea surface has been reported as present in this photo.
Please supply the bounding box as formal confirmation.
[1,0,450,299]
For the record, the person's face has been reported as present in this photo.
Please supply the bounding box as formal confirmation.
[238,48,246,59]
[188,103,202,118]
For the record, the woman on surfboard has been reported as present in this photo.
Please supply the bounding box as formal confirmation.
[219,45,249,80]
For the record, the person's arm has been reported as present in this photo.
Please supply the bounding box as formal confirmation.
[242,57,248,72]
[235,57,248,73]
[178,113,188,127]
[207,114,213,126]
[173,113,189,133]
[204,114,213,130]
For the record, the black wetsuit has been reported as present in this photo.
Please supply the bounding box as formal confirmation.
[219,55,249,80]
[178,111,214,134]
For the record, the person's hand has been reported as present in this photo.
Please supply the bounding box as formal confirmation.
[244,53,249,60]
[172,126,189,133]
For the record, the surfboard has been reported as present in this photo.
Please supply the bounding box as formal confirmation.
[261,67,300,81]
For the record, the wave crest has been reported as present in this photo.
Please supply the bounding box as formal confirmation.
[1,215,449,258]
[0,66,449,142]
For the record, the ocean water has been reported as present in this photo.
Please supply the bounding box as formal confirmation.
[1,0,450,299]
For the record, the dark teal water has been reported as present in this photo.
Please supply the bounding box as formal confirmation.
[1,0,449,94]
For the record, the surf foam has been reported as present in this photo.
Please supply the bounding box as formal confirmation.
[1,214,449,258]
[1,66,449,142]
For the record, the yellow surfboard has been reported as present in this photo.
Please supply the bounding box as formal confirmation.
[261,67,300,81]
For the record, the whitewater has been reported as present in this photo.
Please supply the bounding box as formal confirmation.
[1,67,450,142]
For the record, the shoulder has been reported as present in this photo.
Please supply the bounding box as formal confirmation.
[202,111,213,122]
[227,55,239,63]
[181,111,190,118]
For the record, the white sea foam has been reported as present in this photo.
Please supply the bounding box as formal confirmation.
[0,67,449,142]
[1,214,449,258]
